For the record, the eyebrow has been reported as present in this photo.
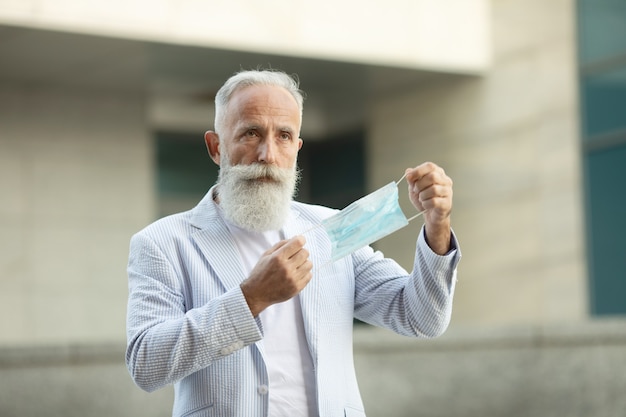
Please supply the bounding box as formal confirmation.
[239,125,296,135]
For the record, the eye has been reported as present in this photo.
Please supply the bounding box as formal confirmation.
[279,132,292,141]
[241,129,260,142]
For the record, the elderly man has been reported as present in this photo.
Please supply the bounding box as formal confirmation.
[126,69,461,417]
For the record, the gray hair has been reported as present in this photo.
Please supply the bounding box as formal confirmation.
[213,69,305,135]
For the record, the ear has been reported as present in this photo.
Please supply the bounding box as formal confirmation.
[297,137,303,151]
[204,131,221,165]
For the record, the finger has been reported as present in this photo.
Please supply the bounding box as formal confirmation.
[281,236,307,260]
[415,171,452,195]
[263,238,291,256]
[417,177,452,195]
[290,246,310,266]
[266,236,306,258]
[419,192,453,216]
[295,259,314,280]
[419,182,452,201]
[405,162,440,184]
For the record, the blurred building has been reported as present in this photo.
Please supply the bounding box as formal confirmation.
[0,0,624,416]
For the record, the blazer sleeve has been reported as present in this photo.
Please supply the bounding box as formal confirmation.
[352,225,461,338]
[125,231,263,392]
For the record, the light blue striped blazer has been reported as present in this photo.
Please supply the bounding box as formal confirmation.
[126,187,460,417]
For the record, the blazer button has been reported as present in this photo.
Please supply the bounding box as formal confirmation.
[257,385,269,395]
[220,347,231,356]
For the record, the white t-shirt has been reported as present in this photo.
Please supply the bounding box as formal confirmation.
[222,219,318,417]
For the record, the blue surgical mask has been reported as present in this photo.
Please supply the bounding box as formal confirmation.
[320,173,423,262]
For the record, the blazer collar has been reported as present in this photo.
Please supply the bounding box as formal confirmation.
[188,188,242,293]
[189,186,221,231]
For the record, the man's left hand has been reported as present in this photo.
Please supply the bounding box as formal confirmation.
[405,162,453,255]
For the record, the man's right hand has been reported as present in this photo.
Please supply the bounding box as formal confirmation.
[240,235,313,317]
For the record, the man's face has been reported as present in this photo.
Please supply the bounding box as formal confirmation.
[219,84,302,169]
[205,84,303,232]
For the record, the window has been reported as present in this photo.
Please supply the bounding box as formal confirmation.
[156,131,217,218]
[578,0,626,315]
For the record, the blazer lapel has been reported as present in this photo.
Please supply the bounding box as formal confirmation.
[189,188,246,293]
[187,188,269,360]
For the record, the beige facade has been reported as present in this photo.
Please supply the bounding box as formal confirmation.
[370,0,587,325]
[0,86,153,345]
[1,0,624,416]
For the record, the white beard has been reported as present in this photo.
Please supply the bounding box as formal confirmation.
[216,157,300,232]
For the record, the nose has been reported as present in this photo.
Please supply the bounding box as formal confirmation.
[257,139,277,164]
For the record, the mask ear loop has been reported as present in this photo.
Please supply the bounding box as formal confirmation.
[396,171,427,222]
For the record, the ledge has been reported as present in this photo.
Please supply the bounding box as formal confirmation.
[0,342,125,368]
[353,318,626,353]
[2,318,625,367]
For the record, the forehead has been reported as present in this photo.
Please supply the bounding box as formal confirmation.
[226,85,301,125]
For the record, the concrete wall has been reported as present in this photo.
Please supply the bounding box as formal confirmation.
[0,0,489,73]
[355,320,626,417]
[367,0,587,325]
[0,344,174,417]
[2,320,624,417]
[0,84,153,345]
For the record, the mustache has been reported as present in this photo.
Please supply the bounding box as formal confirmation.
[227,163,299,183]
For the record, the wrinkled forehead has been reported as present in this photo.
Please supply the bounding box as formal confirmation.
[229,84,298,110]
[226,85,301,125]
